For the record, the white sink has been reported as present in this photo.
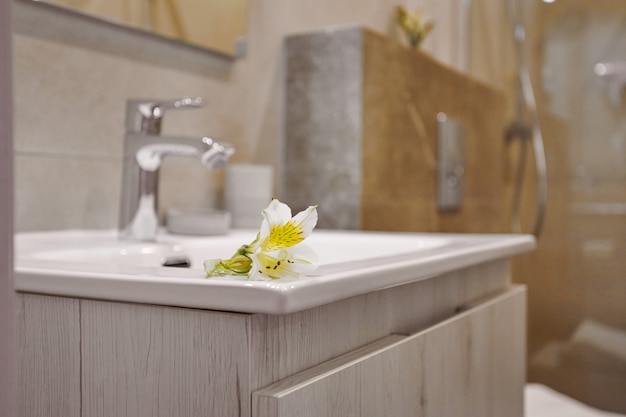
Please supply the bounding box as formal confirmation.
[14,229,535,314]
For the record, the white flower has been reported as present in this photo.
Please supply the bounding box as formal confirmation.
[251,199,317,251]
[204,199,318,280]
[247,199,318,280]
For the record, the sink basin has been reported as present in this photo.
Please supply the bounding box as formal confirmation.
[19,230,447,268]
[15,229,535,314]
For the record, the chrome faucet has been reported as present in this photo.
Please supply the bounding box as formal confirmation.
[119,97,235,241]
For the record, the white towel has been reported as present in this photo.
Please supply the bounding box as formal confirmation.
[525,384,626,417]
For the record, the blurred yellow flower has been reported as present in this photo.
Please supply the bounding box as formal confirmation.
[396,6,434,49]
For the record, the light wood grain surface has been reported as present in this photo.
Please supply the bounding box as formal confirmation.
[80,300,250,417]
[253,287,526,417]
[17,294,81,417]
[248,259,512,391]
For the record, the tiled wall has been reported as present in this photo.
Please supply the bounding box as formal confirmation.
[12,0,507,232]
[12,1,247,231]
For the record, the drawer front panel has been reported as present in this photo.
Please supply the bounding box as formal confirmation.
[253,286,526,417]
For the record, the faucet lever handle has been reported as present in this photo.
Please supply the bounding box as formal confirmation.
[126,97,205,135]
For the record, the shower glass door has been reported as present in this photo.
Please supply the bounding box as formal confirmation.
[508,0,626,413]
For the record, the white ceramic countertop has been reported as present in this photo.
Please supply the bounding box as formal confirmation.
[14,229,535,314]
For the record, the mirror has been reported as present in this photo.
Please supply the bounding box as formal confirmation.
[31,0,249,57]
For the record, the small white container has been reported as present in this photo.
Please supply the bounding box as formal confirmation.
[225,164,273,229]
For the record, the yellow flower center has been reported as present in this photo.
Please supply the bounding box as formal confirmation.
[261,222,305,252]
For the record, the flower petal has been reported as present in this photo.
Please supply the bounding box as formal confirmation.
[263,199,292,226]
[248,244,318,280]
[255,202,317,252]
[291,205,318,238]
[255,199,291,251]
[259,205,318,252]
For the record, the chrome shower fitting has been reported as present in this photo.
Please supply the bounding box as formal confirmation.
[504,0,548,238]
[594,61,626,107]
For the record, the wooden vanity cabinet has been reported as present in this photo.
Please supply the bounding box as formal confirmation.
[17,259,525,417]
[253,287,525,417]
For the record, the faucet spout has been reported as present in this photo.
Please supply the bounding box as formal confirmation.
[119,133,235,241]
[134,135,234,172]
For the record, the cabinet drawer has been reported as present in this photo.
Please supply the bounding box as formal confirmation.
[253,286,526,417]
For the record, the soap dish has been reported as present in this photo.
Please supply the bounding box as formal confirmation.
[166,208,231,236]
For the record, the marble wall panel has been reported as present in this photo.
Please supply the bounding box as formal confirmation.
[284,26,509,233]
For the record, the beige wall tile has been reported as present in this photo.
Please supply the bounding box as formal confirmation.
[14,154,120,231]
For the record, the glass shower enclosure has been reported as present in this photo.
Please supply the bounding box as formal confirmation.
[503,0,626,413]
